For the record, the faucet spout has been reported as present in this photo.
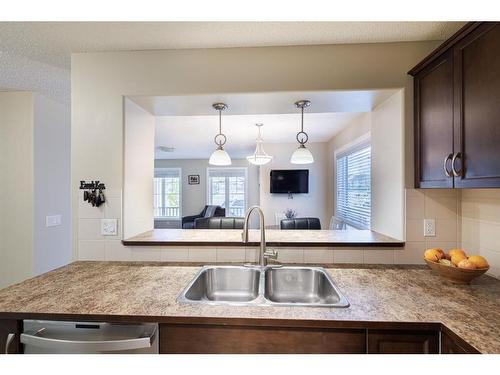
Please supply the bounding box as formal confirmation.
[242,206,275,266]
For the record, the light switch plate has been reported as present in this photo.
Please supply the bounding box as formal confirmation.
[46,215,62,227]
[424,219,436,237]
[101,219,118,236]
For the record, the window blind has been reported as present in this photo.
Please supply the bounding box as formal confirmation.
[336,144,371,229]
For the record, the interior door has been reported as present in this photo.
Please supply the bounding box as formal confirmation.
[414,50,454,188]
[453,22,500,187]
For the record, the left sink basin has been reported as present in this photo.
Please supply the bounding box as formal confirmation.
[178,266,261,304]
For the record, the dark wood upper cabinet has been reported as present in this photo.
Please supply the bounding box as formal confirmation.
[414,50,455,188]
[410,22,500,188]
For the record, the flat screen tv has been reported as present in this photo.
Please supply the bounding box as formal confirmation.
[270,169,309,194]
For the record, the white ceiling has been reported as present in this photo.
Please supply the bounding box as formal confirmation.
[154,112,363,159]
[0,22,465,69]
[130,89,397,116]
[148,89,399,159]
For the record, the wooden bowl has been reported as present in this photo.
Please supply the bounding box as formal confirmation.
[425,259,489,284]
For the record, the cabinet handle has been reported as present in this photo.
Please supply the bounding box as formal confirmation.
[5,333,15,354]
[443,153,453,177]
[451,152,462,177]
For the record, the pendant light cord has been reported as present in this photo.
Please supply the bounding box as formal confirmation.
[301,106,304,133]
[218,109,222,135]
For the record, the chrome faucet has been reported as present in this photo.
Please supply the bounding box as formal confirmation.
[242,206,278,266]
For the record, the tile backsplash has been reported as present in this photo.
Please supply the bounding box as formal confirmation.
[460,189,500,278]
[75,186,499,278]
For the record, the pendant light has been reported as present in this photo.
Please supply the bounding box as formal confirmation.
[246,123,273,166]
[209,102,232,166]
[290,100,314,164]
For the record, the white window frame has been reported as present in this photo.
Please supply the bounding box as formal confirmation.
[334,133,371,230]
[206,167,248,218]
[153,167,182,220]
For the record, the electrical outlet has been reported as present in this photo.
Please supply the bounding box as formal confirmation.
[424,219,436,237]
[101,219,118,236]
[46,215,62,227]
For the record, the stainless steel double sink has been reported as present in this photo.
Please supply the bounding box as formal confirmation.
[177,266,349,308]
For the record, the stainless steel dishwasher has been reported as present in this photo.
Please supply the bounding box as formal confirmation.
[21,320,158,354]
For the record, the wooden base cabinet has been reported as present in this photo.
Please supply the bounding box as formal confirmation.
[0,320,22,354]
[367,330,439,354]
[159,324,366,354]
[441,328,480,354]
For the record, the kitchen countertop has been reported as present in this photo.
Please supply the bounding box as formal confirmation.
[0,262,499,353]
[122,228,404,247]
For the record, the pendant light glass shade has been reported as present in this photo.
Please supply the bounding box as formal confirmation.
[291,100,314,165]
[209,103,232,166]
[290,144,314,164]
[209,147,232,166]
[247,123,273,166]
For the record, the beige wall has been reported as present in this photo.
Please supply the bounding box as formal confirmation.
[371,90,405,240]
[0,91,34,288]
[259,142,329,227]
[33,93,72,275]
[460,190,500,278]
[72,41,440,259]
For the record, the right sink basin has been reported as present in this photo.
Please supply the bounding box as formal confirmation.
[264,267,350,307]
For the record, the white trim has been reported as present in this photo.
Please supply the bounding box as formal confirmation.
[206,166,248,217]
[333,132,371,159]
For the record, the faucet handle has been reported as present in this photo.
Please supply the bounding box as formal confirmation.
[264,248,278,260]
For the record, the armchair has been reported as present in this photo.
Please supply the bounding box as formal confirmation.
[182,205,225,229]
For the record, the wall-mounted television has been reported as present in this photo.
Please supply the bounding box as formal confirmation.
[270,169,309,194]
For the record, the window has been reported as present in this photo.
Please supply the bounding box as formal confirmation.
[336,142,371,229]
[154,168,181,219]
[207,168,247,217]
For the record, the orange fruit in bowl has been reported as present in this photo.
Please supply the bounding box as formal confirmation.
[424,248,444,262]
[451,253,467,266]
[448,248,467,258]
[467,255,489,269]
[458,259,477,270]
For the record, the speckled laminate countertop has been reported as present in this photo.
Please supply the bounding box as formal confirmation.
[123,228,404,247]
[0,262,498,353]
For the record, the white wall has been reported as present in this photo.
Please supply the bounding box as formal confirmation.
[259,142,329,228]
[123,98,155,238]
[327,112,371,220]
[33,93,72,275]
[371,91,405,240]
[0,91,34,288]
[72,41,440,258]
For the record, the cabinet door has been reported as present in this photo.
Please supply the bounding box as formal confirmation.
[453,22,500,188]
[0,320,22,354]
[159,324,366,354]
[367,329,439,354]
[414,50,455,188]
[441,328,480,354]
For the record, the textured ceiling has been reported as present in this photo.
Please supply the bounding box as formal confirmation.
[0,22,465,69]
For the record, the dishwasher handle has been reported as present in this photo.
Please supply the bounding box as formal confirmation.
[20,326,156,353]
